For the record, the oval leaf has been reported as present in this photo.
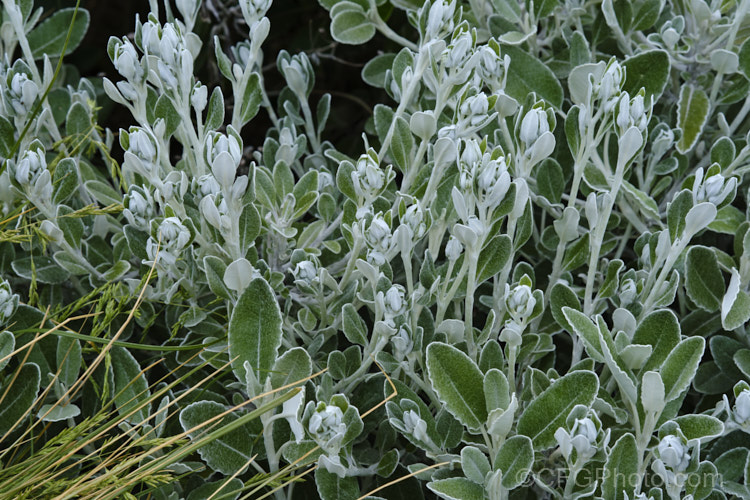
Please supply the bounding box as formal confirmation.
[228,277,283,384]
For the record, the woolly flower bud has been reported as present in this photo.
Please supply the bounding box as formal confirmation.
[657,435,690,472]
[113,40,142,81]
[569,417,598,460]
[124,188,156,228]
[402,204,426,239]
[240,0,272,26]
[195,174,221,198]
[396,410,432,444]
[598,61,624,103]
[0,279,18,325]
[477,45,502,79]
[140,20,162,56]
[206,132,242,190]
[279,54,308,98]
[383,285,407,321]
[8,72,38,115]
[15,149,46,186]
[620,278,638,305]
[507,283,535,319]
[460,93,489,127]
[128,128,158,165]
[40,220,64,243]
[308,402,347,453]
[445,235,463,261]
[353,153,385,198]
[392,326,413,358]
[735,389,750,424]
[425,0,456,40]
[461,139,482,168]
[191,83,208,112]
[160,217,191,250]
[445,32,472,68]
[293,260,318,283]
[519,108,550,148]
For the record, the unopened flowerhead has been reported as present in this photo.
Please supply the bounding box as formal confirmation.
[476,44,503,80]
[425,0,456,40]
[392,326,413,358]
[445,31,473,69]
[124,187,156,229]
[240,0,273,26]
[460,92,489,127]
[112,39,142,82]
[734,389,750,425]
[569,417,598,461]
[147,217,191,267]
[402,203,426,239]
[657,435,690,472]
[598,60,624,106]
[445,235,463,261]
[127,127,158,168]
[382,285,407,326]
[0,279,18,325]
[293,260,318,283]
[308,402,347,453]
[206,132,242,190]
[353,152,386,201]
[506,282,536,320]
[279,53,310,98]
[7,72,38,115]
[195,174,221,198]
[14,148,46,186]
[519,107,550,149]
[619,278,638,306]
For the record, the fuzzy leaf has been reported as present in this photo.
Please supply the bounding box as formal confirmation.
[228,277,283,384]
[685,246,724,312]
[426,342,487,431]
[503,45,563,109]
[622,49,670,103]
[676,84,710,154]
[494,435,534,489]
[316,468,361,499]
[517,370,598,450]
[111,346,150,424]
[330,5,376,45]
[27,8,90,59]
[0,363,40,436]
[179,401,258,476]
[673,415,724,443]
[601,433,639,500]
[660,336,705,402]
[427,478,484,500]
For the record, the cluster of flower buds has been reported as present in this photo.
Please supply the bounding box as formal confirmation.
[651,433,692,495]
[278,51,313,99]
[555,415,605,464]
[518,106,555,172]
[146,217,192,267]
[691,166,737,206]
[378,285,407,327]
[351,150,392,216]
[615,91,648,135]
[456,91,491,132]
[366,214,394,267]
[0,279,18,326]
[239,0,273,27]
[123,186,157,231]
[122,127,160,179]
[595,60,625,112]
[5,70,38,116]
[423,0,457,41]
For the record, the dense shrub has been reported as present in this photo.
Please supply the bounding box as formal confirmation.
[2,0,750,498]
